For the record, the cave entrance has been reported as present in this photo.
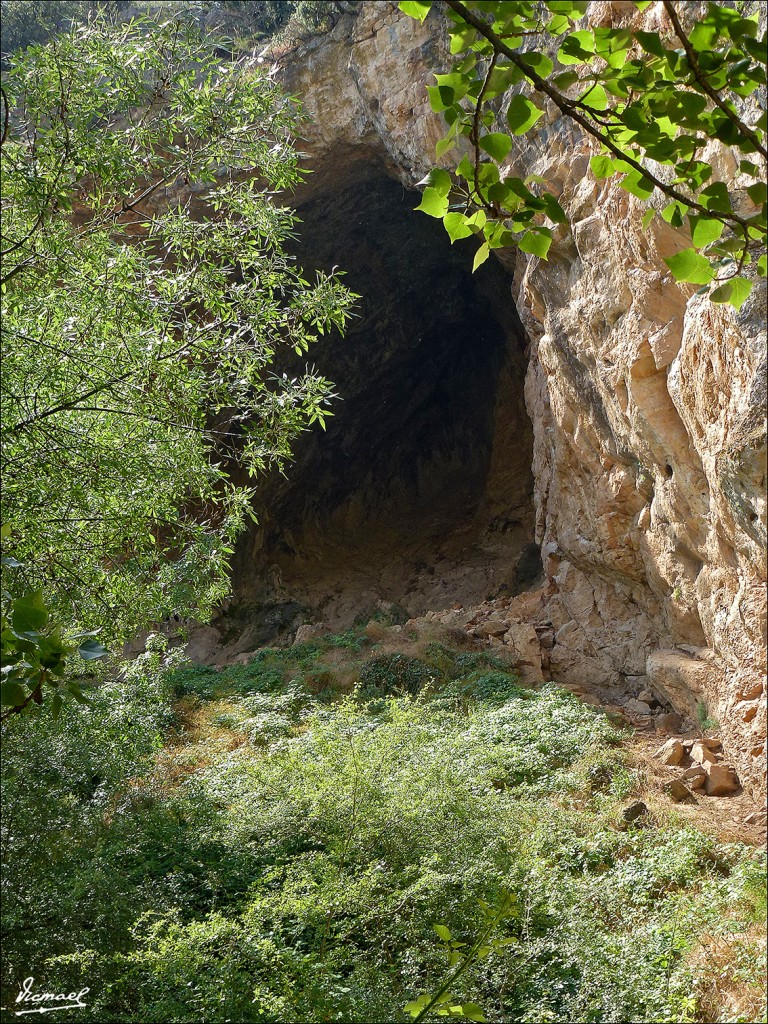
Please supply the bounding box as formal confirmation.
[227,164,536,643]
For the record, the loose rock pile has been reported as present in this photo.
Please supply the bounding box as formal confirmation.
[654,736,740,801]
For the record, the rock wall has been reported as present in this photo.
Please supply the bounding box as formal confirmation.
[268,0,766,796]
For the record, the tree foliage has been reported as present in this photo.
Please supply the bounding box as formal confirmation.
[401,0,767,306]
[0,15,355,713]
[0,0,351,60]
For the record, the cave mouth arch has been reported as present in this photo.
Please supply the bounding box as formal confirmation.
[225,163,537,646]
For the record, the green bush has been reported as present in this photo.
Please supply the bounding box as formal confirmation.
[2,646,765,1023]
[357,653,438,697]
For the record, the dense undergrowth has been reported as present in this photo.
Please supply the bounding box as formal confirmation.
[1,627,765,1023]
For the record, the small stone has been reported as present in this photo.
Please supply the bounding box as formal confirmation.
[638,687,654,703]
[700,737,722,751]
[665,779,696,803]
[293,623,330,645]
[744,810,767,827]
[681,765,707,789]
[579,693,602,708]
[653,738,685,766]
[690,740,718,766]
[703,762,739,796]
[233,651,258,665]
[621,800,648,824]
[625,698,652,716]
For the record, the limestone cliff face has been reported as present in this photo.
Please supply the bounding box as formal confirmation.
[270,0,767,796]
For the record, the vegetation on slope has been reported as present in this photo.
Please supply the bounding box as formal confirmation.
[2,627,765,1023]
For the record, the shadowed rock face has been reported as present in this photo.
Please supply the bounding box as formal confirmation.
[227,167,535,632]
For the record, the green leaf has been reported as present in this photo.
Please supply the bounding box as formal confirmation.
[519,230,552,259]
[473,242,491,271]
[664,248,714,284]
[558,30,596,65]
[11,592,48,633]
[590,154,615,179]
[434,924,452,941]
[746,182,767,206]
[418,168,452,197]
[541,193,567,223]
[579,83,608,111]
[461,1006,487,1023]
[635,31,665,56]
[399,1,431,22]
[0,523,11,541]
[739,160,761,178]
[634,0,653,9]
[710,278,753,309]
[619,171,655,199]
[506,94,544,135]
[553,70,580,89]
[436,137,456,159]
[415,187,450,218]
[641,208,655,230]
[689,216,724,248]
[443,212,474,243]
[661,201,688,227]
[519,52,554,79]
[479,133,512,161]
[50,690,63,719]
[699,182,732,213]
[428,86,452,113]
[0,680,27,707]
[77,638,110,660]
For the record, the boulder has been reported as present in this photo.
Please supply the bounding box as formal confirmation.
[681,765,707,789]
[501,621,544,684]
[653,738,685,766]
[703,762,739,796]
[625,698,653,717]
[656,712,684,734]
[700,737,722,751]
[621,801,648,824]
[690,740,718,766]
[474,617,509,639]
[665,779,696,803]
[294,622,331,645]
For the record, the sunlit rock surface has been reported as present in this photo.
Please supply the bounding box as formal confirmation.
[236,0,767,796]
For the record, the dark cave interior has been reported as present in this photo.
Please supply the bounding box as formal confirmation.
[224,165,537,647]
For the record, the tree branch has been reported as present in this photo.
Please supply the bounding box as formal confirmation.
[442,0,757,233]
[661,0,767,162]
